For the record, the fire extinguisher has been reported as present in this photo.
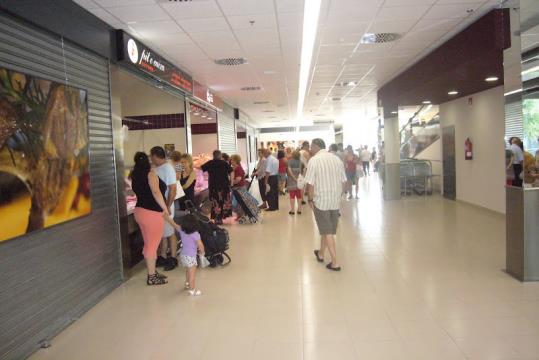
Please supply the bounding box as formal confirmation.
[465,138,473,160]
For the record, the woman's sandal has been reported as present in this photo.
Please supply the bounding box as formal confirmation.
[314,250,324,263]
[289,211,295,215]
[188,289,202,296]
[297,211,302,215]
[147,273,168,285]
[326,263,342,272]
[155,271,167,279]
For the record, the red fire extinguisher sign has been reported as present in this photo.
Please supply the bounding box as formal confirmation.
[465,138,473,160]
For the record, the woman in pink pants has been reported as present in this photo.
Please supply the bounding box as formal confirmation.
[130,152,180,285]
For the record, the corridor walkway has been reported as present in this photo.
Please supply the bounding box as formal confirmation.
[31,178,539,360]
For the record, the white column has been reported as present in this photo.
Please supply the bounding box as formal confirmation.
[383,116,401,200]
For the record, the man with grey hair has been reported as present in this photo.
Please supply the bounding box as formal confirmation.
[304,138,347,271]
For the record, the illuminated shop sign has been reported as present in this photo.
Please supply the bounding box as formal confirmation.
[193,80,223,110]
[116,30,193,94]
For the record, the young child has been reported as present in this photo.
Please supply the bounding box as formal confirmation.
[179,214,205,296]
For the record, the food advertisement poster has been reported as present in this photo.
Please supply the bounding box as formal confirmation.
[164,143,175,159]
[0,68,91,242]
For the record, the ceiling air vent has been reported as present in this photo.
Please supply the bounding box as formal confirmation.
[241,86,261,91]
[215,58,248,66]
[254,101,270,105]
[332,97,341,101]
[157,0,207,3]
[262,110,275,113]
[360,33,401,44]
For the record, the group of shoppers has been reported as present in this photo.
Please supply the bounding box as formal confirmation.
[129,146,256,294]
[507,136,539,187]
[131,138,366,293]
[130,148,203,295]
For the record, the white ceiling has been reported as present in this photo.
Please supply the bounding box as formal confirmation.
[74,0,501,127]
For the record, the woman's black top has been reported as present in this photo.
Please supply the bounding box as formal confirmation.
[131,170,166,212]
[179,172,196,210]
[201,159,233,193]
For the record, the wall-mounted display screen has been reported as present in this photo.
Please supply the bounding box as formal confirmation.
[0,68,91,242]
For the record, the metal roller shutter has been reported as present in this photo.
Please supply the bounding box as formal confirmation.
[0,13,121,360]
[505,100,524,141]
[218,113,236,154]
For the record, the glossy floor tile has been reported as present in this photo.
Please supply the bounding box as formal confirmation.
[30,177,539,360]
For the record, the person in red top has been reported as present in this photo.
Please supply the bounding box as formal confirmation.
[344,145,360,199]
[230,154,246,187]
[277,149,288,195]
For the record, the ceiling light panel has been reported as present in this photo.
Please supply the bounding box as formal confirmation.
[227,14,277,30]
[179,17,230,33]
[423,3,482,20]
[411,18,461,33]
[216,0,275,16]
[161,0,222,20]
[106,5,169,22]
[368,19,417,33]
[129,21,183,38]
[326,6,378,23]
[376,5,431,21]
[95,0,155,7]
[275,0,305,13]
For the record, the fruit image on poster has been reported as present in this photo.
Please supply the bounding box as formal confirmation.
[0,68,91,242]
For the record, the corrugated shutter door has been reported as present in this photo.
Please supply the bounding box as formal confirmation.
[218,113,236,154]
[0,14,121,360]
[505,100,524,140]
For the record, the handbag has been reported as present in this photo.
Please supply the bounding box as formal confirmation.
[175,180,185,200]
[198,255,210,268]
[297,174,306,189]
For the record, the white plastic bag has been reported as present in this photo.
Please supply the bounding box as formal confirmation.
[297,174,306,189]
[198,255,210,268]
[175,180,185,200]
[249,177,263,204]
[356,165,365,179]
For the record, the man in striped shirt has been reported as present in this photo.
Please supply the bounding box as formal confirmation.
[304,138,347,271]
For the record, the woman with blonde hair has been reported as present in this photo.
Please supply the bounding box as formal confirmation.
[178,153,196,210]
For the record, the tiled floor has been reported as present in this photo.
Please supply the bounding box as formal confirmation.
[30,177,539,360]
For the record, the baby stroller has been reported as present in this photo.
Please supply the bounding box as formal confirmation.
[184,201,231,267]
[232,184,260,224]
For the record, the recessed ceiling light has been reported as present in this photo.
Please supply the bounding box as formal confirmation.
[215,58,248,66]
[297,0,322,120]
[360,32,401,44]
[241,86,261,91]
[448,90,459,95]
[485,76,499,82]
[422,100,431,104]
[391,111,398,114]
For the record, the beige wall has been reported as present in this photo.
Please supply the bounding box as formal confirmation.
[440,86,506,213]
[121,83,185,117]
[192,133,218,155]
[115,71,187,167]
[124,128,187,168]
[236,137,248,169]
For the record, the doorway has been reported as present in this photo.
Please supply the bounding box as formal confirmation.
[442,125,456,200]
